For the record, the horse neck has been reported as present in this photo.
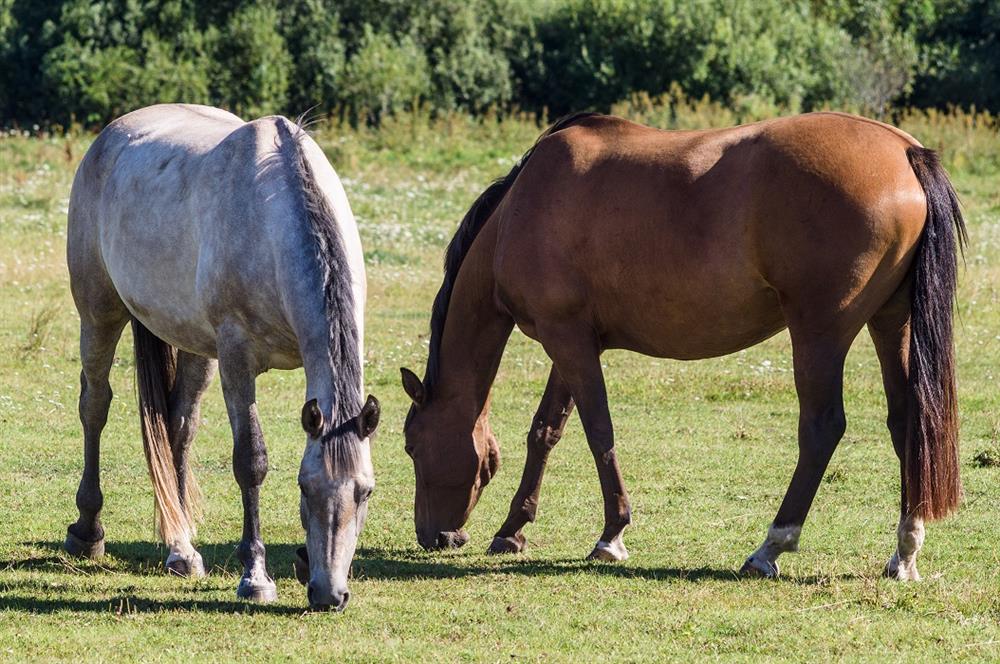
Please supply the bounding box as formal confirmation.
[431,222,513,428]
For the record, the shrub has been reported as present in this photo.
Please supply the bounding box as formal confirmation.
[280,0,347,116]
[341,24,431,125]
[210,1,292,118]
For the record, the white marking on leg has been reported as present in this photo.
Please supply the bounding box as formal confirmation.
[886,515,924,581]
[590,533,629,562]
[742,523,801,578]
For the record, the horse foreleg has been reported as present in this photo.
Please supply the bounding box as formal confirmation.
[538,324,631,562]
[489,365,575,554]
[741,336,849,578]
[162,352,216,578]
[218,335,276,602]
[66,317,127,558]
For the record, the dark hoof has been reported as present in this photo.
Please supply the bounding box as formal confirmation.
[64,525,104,559]
[237,576,278,603]
[487,534,526,555]
[294,547,310,586]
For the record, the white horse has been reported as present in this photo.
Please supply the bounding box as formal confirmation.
[65,103,378,611]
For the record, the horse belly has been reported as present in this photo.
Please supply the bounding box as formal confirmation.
[598,275,787,360]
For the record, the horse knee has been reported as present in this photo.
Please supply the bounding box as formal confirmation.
[800,405,846,448]
[233,444,268,488]
[79,374,112,429]
[528,421,563,453]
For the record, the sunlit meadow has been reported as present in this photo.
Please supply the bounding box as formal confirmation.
[0,106,997,661]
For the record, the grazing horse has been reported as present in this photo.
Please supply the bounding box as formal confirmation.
[401,112,965,579]
[66,104,379,610]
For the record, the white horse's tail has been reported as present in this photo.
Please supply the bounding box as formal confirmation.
[131,318,200,545]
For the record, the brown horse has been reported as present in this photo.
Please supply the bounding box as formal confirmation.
[400,112,965,579]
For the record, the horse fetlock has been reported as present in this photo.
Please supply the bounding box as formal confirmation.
[64,523,105,559]
[740,523,801,578]
[885,516,924,581]
[767,523,801,553]
[897,517,925,557]
[236,539,266,567]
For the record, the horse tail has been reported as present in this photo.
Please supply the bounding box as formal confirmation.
[903,146,967,520]
[424,112,601,388]
[131,318,197,544]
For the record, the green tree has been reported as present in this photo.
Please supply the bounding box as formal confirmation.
[210,1,291,118]
[280,0,346,115]
[341,24,431,124]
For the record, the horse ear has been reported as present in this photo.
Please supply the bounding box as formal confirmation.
[358,394,380,439]
[301,399,324,438]
[400,367,424,406]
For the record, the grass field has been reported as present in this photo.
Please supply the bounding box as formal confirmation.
[1,109,998,661]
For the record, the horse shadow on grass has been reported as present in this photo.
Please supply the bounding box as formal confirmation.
[1,540,858,614]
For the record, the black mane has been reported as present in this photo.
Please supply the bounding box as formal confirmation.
[422,112,601,396]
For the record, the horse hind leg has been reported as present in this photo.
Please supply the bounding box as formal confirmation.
[66,314,128,559]
[741,330,851,578]
[868,288,924,580]
[163,351,217,577]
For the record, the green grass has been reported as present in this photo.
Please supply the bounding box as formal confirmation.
[1,111,998,662]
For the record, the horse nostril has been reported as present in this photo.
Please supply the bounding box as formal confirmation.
[336,591,350,612]
[307,583,316,605]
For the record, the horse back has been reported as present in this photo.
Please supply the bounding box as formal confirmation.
[492,113,928,358]
[67,105,335,366]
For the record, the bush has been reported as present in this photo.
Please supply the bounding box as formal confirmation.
[210,2,292,118]
[341,24,431,125]
[280,0,346,116]
[0,0,996,127]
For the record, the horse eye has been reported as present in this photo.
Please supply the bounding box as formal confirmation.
[358,486,374,503]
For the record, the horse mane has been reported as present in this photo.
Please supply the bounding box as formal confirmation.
[274,118,363,468]
[422,112,602,395]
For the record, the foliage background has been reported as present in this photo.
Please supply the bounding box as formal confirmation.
[0,0,998,126]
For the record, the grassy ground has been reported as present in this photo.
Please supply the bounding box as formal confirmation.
[0,110,998,661]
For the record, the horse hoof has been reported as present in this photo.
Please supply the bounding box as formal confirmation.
[64,526,104,559]
[487,534,525,555]
[293,547,310,586]
[237,576,278,603]
[884,553,920,581]
[740,555,779,579]
[166,550,205,578]
[587,538,628,562]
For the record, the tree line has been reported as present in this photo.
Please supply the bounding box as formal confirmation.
[1,0,996,127]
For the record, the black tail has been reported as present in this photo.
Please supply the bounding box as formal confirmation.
[904,146,967,520]
[131,318,198,543]
[422,112,601,391]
